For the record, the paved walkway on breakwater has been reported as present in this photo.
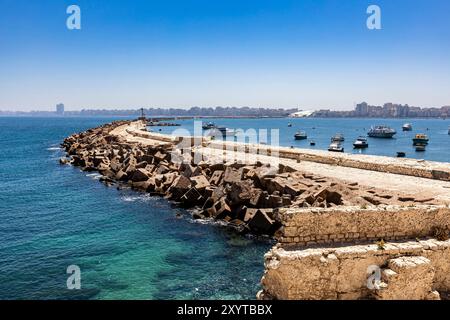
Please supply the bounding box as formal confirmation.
[110,121,450,203]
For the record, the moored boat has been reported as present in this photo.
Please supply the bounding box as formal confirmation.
[310,141,316,146]
[294,131,307,140]
[367,125,396,138]
[328,141,344,153]
[331,133,345,142]
[202,122,217,130]
[402,123,413,131]
[353,136,368,149]
[412,134,429,146]
[396,152,406,158]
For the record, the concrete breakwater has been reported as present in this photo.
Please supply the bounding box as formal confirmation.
[60,120,395,235]
[60,120,450,300]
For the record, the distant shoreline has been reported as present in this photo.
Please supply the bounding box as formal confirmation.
[1,114,448,120]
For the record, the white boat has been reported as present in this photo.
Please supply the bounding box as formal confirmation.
[402,123,413,131]
[353,137,368,149]
[368,125,396,138]
[294,131,307,140]
[328,141,344,153]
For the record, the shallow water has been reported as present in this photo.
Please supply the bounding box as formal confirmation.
[0,117,272,300]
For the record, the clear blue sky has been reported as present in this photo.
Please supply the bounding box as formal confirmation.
[0,0,449,111]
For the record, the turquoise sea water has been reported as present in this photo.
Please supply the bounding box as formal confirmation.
[0,116,449,300]
[0,117,272,300]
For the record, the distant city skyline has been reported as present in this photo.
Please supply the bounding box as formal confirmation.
[1,0,450,111]
[1,102,449,118]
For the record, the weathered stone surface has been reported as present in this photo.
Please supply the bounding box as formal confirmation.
[156,164,170,174]
[130,168,150,182]
[223,167,242,184]
[190,175,210,191]
[261,239,450,300]
[374,256,438,300]
[181,187,204,204]
[132,180,152,191]
[115,169,128,181]
[249,189,264,207]
[398,196,416,202]
[227,180,254,206]
[279,163,296,173]
[154,151,167,162]
[168,175,191,199]
[211,185,227,203]
[243,208,258,223]
[213,198,232,219]
[267,195,282,208]
[283,184,306,197]
[248,209,276,234]
[266,177,287,194]
[276,205,450,247]
[182,163,202,178]
[209,170,224,185]
[135,161,148,169]
[314,187,343,205]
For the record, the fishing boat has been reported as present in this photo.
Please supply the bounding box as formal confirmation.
[396,152,406,158]
[202,122,217,130]
[412,134,429,146]
[353,136,369,149]
[367,125,396,138]
[402,123,413,131]
[328,141,344,153]
[294,131,307,140]
[331,133,345,142]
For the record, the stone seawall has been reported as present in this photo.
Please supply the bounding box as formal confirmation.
[277,206,450,247]
[260,239,450,300]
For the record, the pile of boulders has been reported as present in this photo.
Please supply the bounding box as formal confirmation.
[60,120,364,236]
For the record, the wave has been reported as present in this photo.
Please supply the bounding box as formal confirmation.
[86,173,102,179]
[120,194,156,202]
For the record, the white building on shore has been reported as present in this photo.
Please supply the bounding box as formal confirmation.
[288,110,314,118]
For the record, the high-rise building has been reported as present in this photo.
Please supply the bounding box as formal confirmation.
[56,103,65,115]
[355,102,368,116]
